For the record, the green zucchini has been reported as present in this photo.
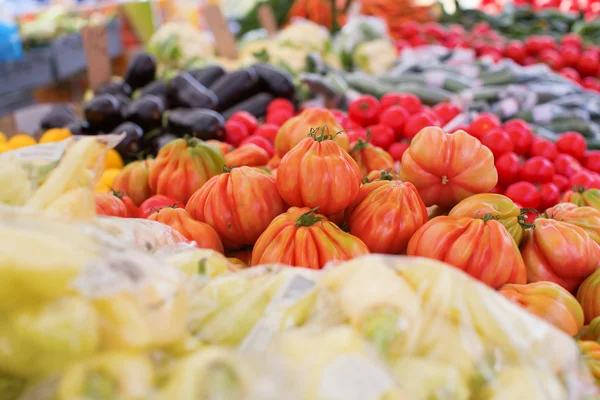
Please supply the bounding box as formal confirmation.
[344,73,393,98]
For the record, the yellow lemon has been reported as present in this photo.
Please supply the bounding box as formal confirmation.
[8,134,36,149]
[0,142,11,154]
[0,132,7,143]
[100,168,121,188]
[95,182,111,193]
[39,128,72,144]
[105,149,124,169]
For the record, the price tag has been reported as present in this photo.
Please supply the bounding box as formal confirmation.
[81,25,111,91]
[204,4,238,59]
[258,4,278,35]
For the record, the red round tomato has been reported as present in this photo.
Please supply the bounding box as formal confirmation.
[561,33,583,48]
[503,118,531,132]
[495,152,521,186]
[224,120,250,147]
[432,102,461,125]
[347,127,368,143]
[265,109,294,126]
[367,124,395,150]
[403,112,440,140]
[505,181,541,209]
[388,141,409,161]
[504,123,533,155]
[254,123,279,142]
[379,105,410,140]
[267,98,295,115]
[584,150,600,173]
[582,77,600,91]
[560,67,581,83]
[393,93,423,115]
[348,95,380,127]
[552,174,570,192]
[560,45,582,67]
[228,111,258,134]
[468,113,501,139]
[578,50,600,77]
[540,49,565,70]
[556,131,587,159]
[554,153,583,177]
[489,183,505,194]
[538,182,561,210]
[504,40,528,63]
[139,194,181,219]
[240,135,275,157]
[521,156,555,183]
[570,171,598,189]
[399,21,421,37]
[529,137,558,160]
[481,128,514,158]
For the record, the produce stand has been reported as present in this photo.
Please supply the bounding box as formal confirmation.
[4,0,600,398]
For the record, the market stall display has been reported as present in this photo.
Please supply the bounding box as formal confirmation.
[4,3,600,399]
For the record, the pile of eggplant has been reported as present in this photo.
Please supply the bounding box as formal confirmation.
[40,52,295,162]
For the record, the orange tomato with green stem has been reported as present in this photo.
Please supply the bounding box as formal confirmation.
[346,180,427,254]
[562,187,600,210]
[251,207,370,269]
[407,214,527,288]
[224,143,270,168]
[276,127,362,215]
[544,202,600,245]
[112,158,153,206]
[186,166,286,250]
[349,136,394,177]
[399,127,498,208]
[95,192,128,218]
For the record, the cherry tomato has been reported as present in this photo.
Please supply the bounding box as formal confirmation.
[538,182,561,210]
[495,152,521,186]
[538,49,564,70]
[481,129,514,158]
[578,50,600,77]
[584,150,600,173]
[241,135,275,157]
[254,123,279,142]
[267,98,295,115]
[553,153,583,177]
[432,102,461,125]
[228,111,258,135]
[403,112,440,140]
[582,77,600,92]
[525,35,556,55]
[570,171,597,189]
[468,113,501,139]
[489,183,505,194]
[552,174,570,192]
[503,124,533,155]
[394,93,423,115]
[559,67,581,83]
[503,118,531,132]
[560,45,581,67]
[348,95,380,127]
[529,137,558,160]
[555,131,587,160]
[505,181,541,209]
[366,124,395,150]
[378,92,405,111]
[561,33,583,48]
[388,142,410,161]
[265,109,294,127]
[379,105,410,140]
[347,128,367,143]
[520,156,555,183]
[224,120,249,147]
[504,40,527,63]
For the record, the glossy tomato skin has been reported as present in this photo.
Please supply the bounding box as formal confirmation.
[468,113,501,139]
[240,135,275,157]
[348,95,380,126]
[538,182,561,210]
[552,174,570,192]
[521,218,600,292]
[407,216,527,288]
[562,188,600,209]
[387,142,410,161]
[554,153,583,177]
[148,138,225,203]
[345,181,427,254]
[148,207,224,253]
[399,127,497,208]
[224,143,270,168]
[118,194,140,218]
[112,159,154,206]
[393,93,423,115]
[228,111,258,135]
[584,151,600,173]
[139,194,181,218]
[379,106,409,139]
[498,281,584,336]
[546,202,600,245]
[556,132,587,160]
[367,124,395,150]
[267,98,295,115]
[529,137,558,160]
[520,156,555,183]
[495,152,521,186]
[570,171,598,189]
[277,136,362,215]
[505,181,541,209]
[251,207,370,269]
[95,193,128,217]
[224,120,250,147]
[186,166,286,250]
[449,193,525,245]
[403,112,440,140]
[577,269,600,324]
[432,102,461,125]
[504,123,533,155]
[255,123,279,142]
[349,139,394,177]
[481,129,514,158]
[274,108,349,157]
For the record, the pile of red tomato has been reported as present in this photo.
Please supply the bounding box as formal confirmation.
[394,21,600,92]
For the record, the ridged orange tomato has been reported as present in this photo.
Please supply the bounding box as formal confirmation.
[399,127,497,208]
[499,281,584,336]
[407,215,527,288]
[578,341,600,384]
[148,207,224,253]
[562,187,600,210]
[577,269,600,324]
[112,159,153,206]
[545,202,600,245]
[346,181,427,254]
[95,192,128,218]
[186,166,286,250]
[206,139,233,155]
[274,108,349,157]
[349,138,394,177]
[148,138,224,203]
[251,207,370,269]
[449,193,526,245]
[276,130,361,215]
[224,143,270,168]
[521,218,600,292]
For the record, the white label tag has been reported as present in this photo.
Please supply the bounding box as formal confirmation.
[0,140,68,162]
[318,355,397,400]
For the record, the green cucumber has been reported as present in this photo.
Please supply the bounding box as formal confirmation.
[344,73,393,98]
[394,85,453,105]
